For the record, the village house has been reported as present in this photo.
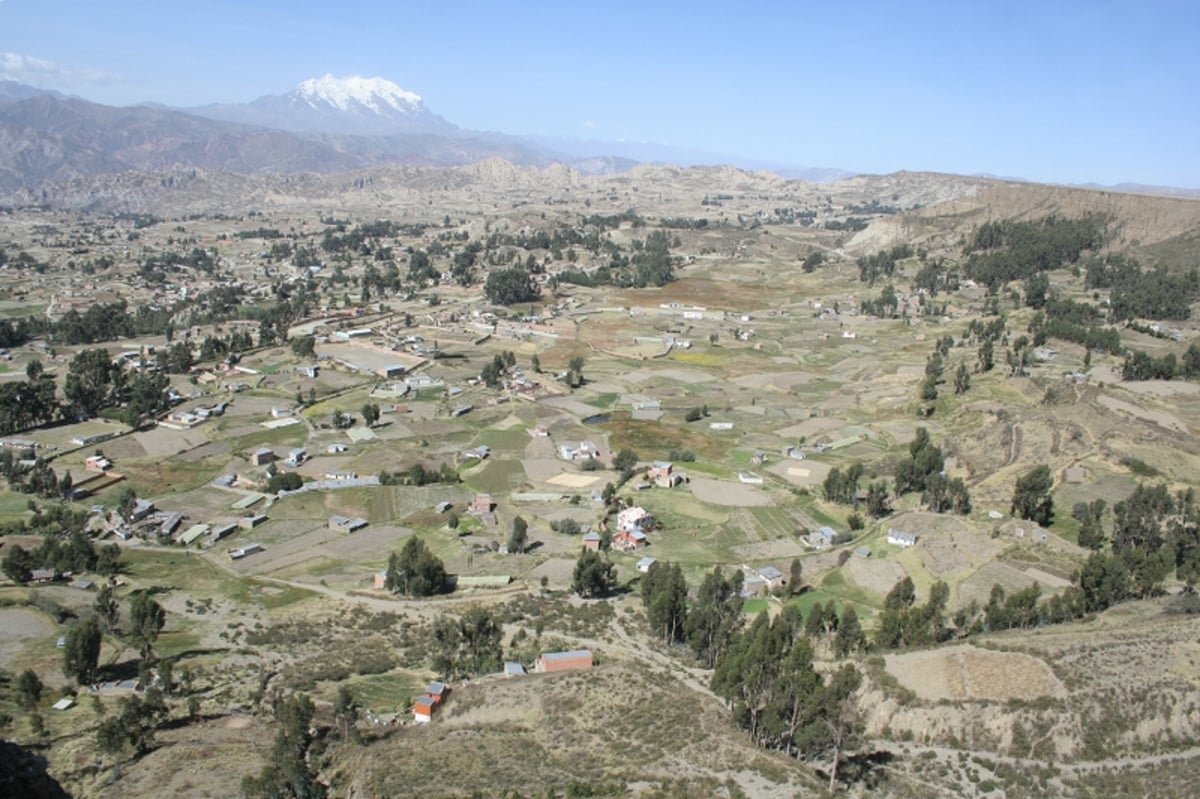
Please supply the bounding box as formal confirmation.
[460,445,491,461]
[613,527,648,551]
[648,461,686,487]
[470,494,493,515]
[808,526,837,549]
[249,447,275,466]
[582,531,601,551]
[536,649,594,673]
[287,448,307,467]
[85,454,112,472]
[131,498,155,522]
[636,556,658,573]
[886,529,917,548]
[756,565,786,590]
[30,568,57,584]
[617,506,653,533]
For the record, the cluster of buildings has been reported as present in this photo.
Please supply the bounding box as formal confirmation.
[412,681,449,723]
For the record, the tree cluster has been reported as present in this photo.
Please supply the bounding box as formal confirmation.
[385,538,447,597]
[712,610,863,791]
[242,693,326,799]
[484,266,541,305]
[1011,465,1054,526]
[379,462,460,487]
[431,607,503,679]
[857,244,913,284]
[572,549,617,598]
[640,562,688,645]
[872,577,950,650]
[965,215,1106,288]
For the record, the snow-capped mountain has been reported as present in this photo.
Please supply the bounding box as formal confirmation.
[293,74,422,114]
[191,74,456,136]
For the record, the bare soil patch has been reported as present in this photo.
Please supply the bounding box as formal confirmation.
[846,556,909,596]
[527,557,577,590]
[0,608,54,666]
[134,426,211,457]
[887,644,1066,702]
[958,560,1044,608]
[546,472,606,489]
[688,476,772,507]
[772,417,843,440]
[1098,394,1188,433]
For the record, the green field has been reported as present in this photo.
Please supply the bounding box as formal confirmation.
[750,506,795,538]
[338,669,429,714]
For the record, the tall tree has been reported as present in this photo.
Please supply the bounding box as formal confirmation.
[15,669,43,711]
[94,584,120,632]
[572,548,616,598]
[64,348,118,416]
[332,685,360,743]
[360,402,380,428]
[1012,465,1054,526]
[507,516,529,554]
[684,567,744,667]
[385,537,447,597]
[63,616,102,686]
[834,608,865,657]
[641,562,689,645]
[129,592,166,661]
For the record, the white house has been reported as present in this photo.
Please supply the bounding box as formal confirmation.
[886,529,917,548]
[617,506,652,532]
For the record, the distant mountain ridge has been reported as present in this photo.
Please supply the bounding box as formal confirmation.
[0,76,1195,199]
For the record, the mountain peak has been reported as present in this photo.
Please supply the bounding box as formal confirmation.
[293,74,422,113]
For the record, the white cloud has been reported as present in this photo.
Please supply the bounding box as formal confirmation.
[0,52,121,89]
[579,120,599,130]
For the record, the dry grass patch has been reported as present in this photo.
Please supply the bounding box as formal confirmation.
[887,644,1066,702]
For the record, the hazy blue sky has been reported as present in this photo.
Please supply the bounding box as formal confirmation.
[2,0,1197,186]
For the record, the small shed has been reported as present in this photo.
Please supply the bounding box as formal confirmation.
[504,661,526,677]
[582,531,601,551]
[413,696,435,723]
[635,556,657,573]
[329,515,368,533]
